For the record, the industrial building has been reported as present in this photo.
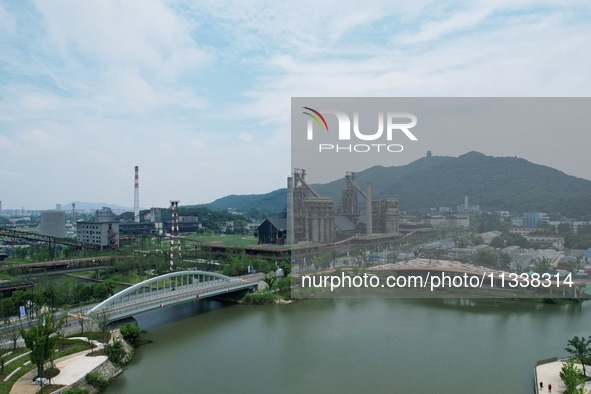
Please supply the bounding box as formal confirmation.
[256,218,287,244]
[118,218,200,235]
[39,210,66,238]
[95,207,116,222]
[287,169,335,244]
[271,169,401,246]
[77,221,119,249]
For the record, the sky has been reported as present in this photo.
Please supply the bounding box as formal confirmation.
[1,0,591,210]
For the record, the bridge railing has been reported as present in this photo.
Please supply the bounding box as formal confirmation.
[90,278,259,319]
[87,270,259,317]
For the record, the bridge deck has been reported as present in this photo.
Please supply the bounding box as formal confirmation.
[88,271,259,321]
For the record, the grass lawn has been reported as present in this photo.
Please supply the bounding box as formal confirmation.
[184,233,258,246]
[0,339,94,394]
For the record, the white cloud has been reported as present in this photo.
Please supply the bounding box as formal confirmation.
[0,2,16,34]
[2,0,591,209]
[33,0,209,74]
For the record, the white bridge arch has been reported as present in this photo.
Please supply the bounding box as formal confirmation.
[87,270,258,321]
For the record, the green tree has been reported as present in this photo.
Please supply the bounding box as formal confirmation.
[489,236,505,248]
[560,359,587,394]
[504,233,529,248]
[557,222,573,235]
[532,257,553,274]
[498,252,511,268]
[92,279,117,300]
[42,282,60,311]
[262,272,277,292]
[20,311,66,379]
[567,257,583,275]
[565,336,591,377]
[352,248,367,268]
[277,276,292,295]
[88,309,111,344]
[119,323,142,347]
[0,297,14,324]
[105,340,127,366]
[278,260,292,277]
[5,323,21,350]
[473,248,498,266]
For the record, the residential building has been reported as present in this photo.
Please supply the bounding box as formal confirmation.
[523,212,543,228]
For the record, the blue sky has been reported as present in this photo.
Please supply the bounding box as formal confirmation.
[1,0,591,210]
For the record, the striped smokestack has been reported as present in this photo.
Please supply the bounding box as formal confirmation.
[134,166,140,222]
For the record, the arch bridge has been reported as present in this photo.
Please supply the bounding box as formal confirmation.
[87,270,259,322]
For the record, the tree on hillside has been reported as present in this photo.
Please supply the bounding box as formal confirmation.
[20,311,66,380]
[565,336,591,378]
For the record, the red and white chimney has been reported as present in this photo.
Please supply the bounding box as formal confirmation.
[134,166,139,222]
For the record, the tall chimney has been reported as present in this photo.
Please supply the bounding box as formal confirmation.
[366,182,372,235]
[134,166,140,222]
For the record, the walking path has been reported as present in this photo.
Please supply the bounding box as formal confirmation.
[9,338,107,394]
[535,359,591,394]
[535,361,565,393]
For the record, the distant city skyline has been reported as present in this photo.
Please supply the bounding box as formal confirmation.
[2,1,591,210]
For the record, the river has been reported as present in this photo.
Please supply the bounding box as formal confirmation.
[105,298,590,393]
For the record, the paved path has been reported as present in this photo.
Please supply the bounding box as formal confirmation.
[10,338,107,394]
[535,360,591,393]
[535,361,565,393]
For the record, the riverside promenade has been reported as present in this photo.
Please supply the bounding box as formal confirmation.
[10,338,107,394]
[535,358,591,393]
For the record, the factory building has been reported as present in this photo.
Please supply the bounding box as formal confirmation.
[95,207,116,222]
[39,210,66,238]
[281,169,401,246]
[256,218,287,244]
[77,221,119,249]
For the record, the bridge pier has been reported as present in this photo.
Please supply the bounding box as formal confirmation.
[212,288,252,303]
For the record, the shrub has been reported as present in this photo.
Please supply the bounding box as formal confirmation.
[119,323,142,347]
[242,292,277,305]
[86,371,109,391]
[63,389,89,394]
[105,340,126,366]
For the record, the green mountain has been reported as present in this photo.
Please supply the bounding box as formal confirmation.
[203,152,591,217]
[202,188,287,215]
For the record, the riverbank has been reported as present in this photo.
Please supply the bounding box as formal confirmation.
[8,330,133,394]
